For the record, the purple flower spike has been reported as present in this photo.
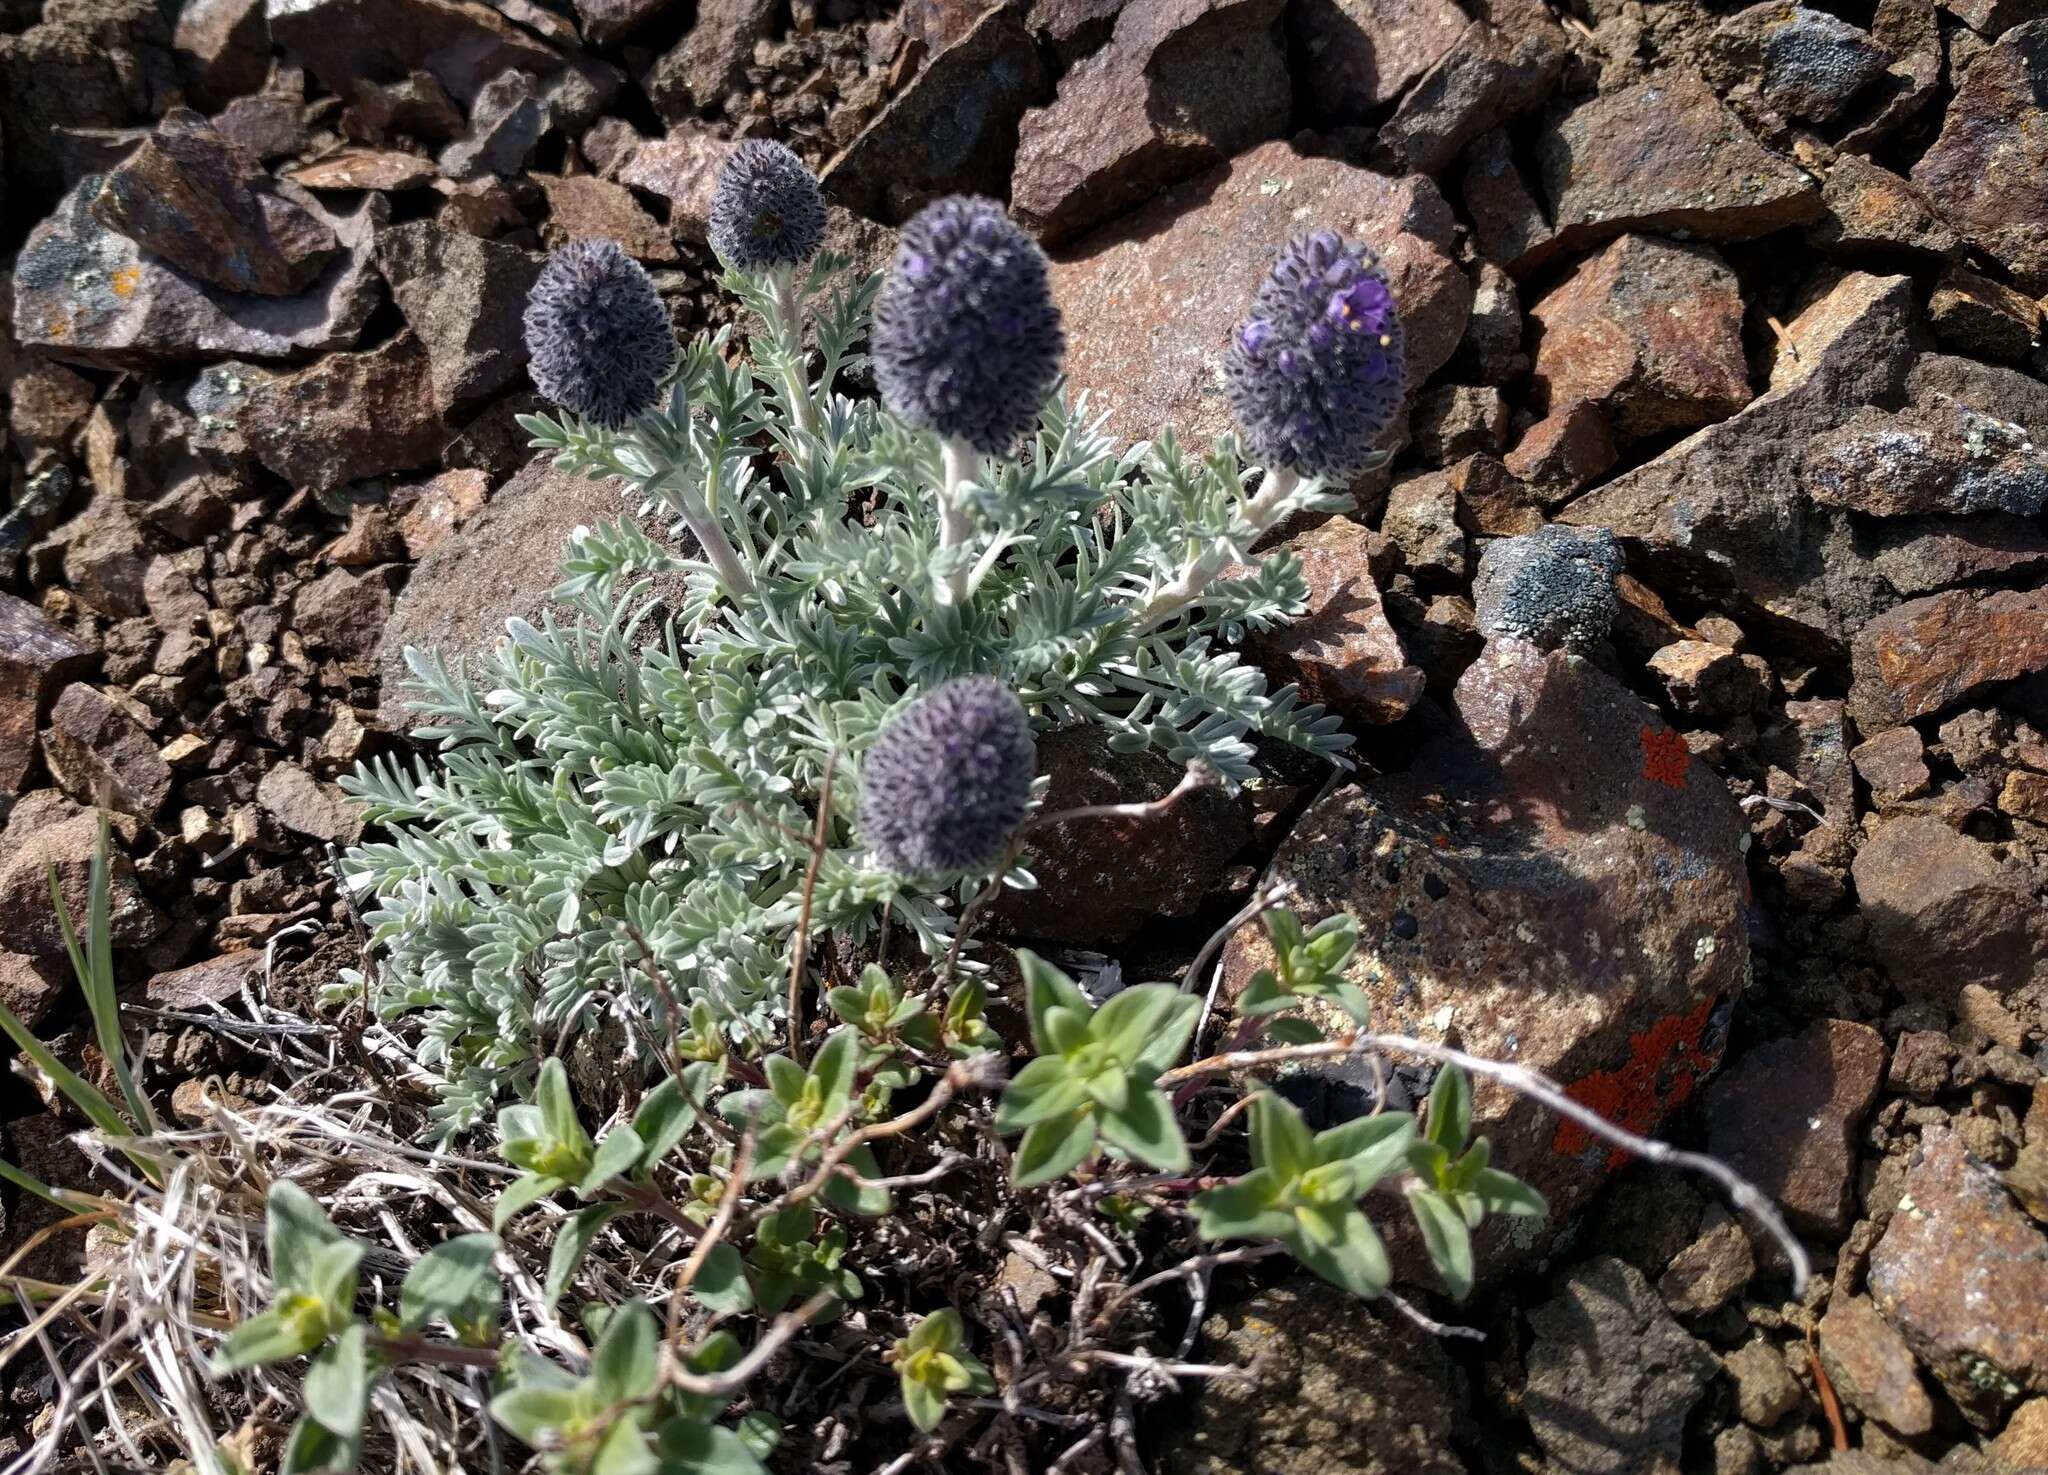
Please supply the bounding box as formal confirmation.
[523,239,675,428]
[1223,233,1408,479]
[858,676,1037,878]
[708,139,826,272]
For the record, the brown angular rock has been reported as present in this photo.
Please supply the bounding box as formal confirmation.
[0,803,163,958]
[1809,155,1961,262]
[40,683,172,818]
[395,467,492,558]
[1911,21,2048,293]
[1702,3,1893,124]
[1818,1294,1935,1436]
[1849,587,2048,731]
[1010,0,1289,245]
[266,0,562,108]
[295,567,400,665]
[643,0,778,119]
[1289,0,1467,126]
[375,223,543,409]
[1851,816,2048,999]
[1381,472,1468,585]
[1048,140,1469,452]
[1850,725,1931,805]
[1867,515,2048,599]
[572,0,673,43]
[257,763,363,844]
[171,0,267,109]
[290,149,439,192]
[1529,234,1750,442]
[1243,517,1424,727]
[1410,384,1508,466]
[90,110,338,298]
[0,952,68,1030]
[1537,69,1823,256]
[438,68,548,181]
[1869,1127,2048,1423]
[1373,19,1565,178]
[991,726,1249,946]
[821,6,1047,223]
[1704,1019,1884,1235]
[0,594,97,794]
[1803,397,2048,518]
[243,333,449,493]
[0,0,176,199]
[1505,403,1618,506]
[147,947,263,1007]
[1657,1213,1754,1315]
[1992,1400,2048,1470]
[617,126,729,240]
[1648,640,1772,718]
[1223,641,1750,1270]
[536,173,677,262]
[1446,452,1542,535]
[1928,266,2042,363]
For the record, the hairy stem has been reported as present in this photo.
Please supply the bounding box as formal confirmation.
[1133,465,1301,633]
[671,480,756,599]
[769,265,817,437]
[934,437,978,607]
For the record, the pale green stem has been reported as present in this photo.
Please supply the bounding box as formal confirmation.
[768,265,817,437]
[934,436,977,607]
[671,479,755,599]
[1133,465,1302,634]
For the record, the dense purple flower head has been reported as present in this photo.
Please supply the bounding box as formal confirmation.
[871,196,1065,455]
[859,675,1037,878]
[523,239,674,428]
[708,139,827,272]
[1223,232,1407,479]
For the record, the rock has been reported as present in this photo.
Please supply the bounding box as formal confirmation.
[438,68,547,181]
[573,0,673,44]
[375,223,542,410]
[1837,0,1942,153]
[1158,1276,1464,1475]
[13,174,382,368]
[1928,267,2042,363]
[1888,1028,1953,1098]
[53,496,151,619]
[147,947,263,1007]
[257,762,362,844]
[0,803,163,957]
[1867,514,2048,600]
[1462,126,1556,273]
[616,126,729,240]
[395,467,492,558]
[1243,517,1424,727]
[1849,588,2048,731]
[1702,3,1892,124]
[376,452,623,729]
[1911,21,2048,293]
[1804,398,2048,518]
[243,333,449,493]
[1505,403,1618,506]
[346,70,465,144]
[294,567,399,666]
[1456,260,1526,383]
[1648,640,1772,718]
[7,362,96,453]
[1705,1019,1884,1235]
[265,0,563,108]
[1869,1126,2048,1422]
[1528,234,1750,443]
[536,173,678,262]
[1048,139,1469,452]
[991,726,1249,946]
[1446,453,1542,536]
[171,0,268,110]
[1223,641,1749,1268]
[1373,19,1565,178]
[1657,1212,1755,1315]
[0,952,69,1030]
[217,90,310,163]
[1851,726,1931,805]
[1472,523,1622,654]
[1382,473,1469,586]
[1537,69,1823,260]
[1991,1400,2048,1470]
[1909,351,2048,442]
[1818,1294,1935,1436]
[290,148,440,192]
[40,683,172,818]
[90,110,339,298]
[1809,155,1961,262]
[1525,1257,1719,1475]
[1410,384,1508,466]
[2003,769,2048,825]
[1010,0,1289,246]
[1289,0,1467,126]
[0,596,97,794]
[0,0,176,200]
[1851,817,2048,1000]
[643,0,778,119]
[821,5,1046,224]
[1726,1339,1805,1428]
[1561,271,1915,657]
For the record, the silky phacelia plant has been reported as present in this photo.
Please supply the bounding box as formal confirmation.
[343,151,1378,1129]
[522,239,676,428]
[871,196,1066,456]
[857,676,1037,879]
[1223,231,1406,481]
[708,138,827,273]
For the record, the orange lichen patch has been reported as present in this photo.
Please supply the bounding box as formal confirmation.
[110,266,141,299]
[1552,995,1721,1170]
[1641,725,1690,790]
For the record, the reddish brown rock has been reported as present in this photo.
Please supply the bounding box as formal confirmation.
[244,333,449,494]
[1869,1127,2048,1423]
[1373,19,1565,178]
[1928,266,2042,363]
[1705,1019,1884,1235]
[1849,587,2048,730]
[266,0,563,108]
[1992,1400,2048,1470]
[1647,640,1772,718]
[1447,453,1542,536]
[643,0,777,119]
[1911,20,2048,293]
[0,594,97,794]
[146,947,264,1008]
[1818,1294,1935,1436]
[1850,725,1931,805]
[289,148,439,192]
[395,467,491,558]
[536,173,677,262]
[1537,70,1822,255]
[40,683,172,818]
[1529,235,1750,442]
[296,567,401,666]
[1867,515,2048,599]
[0,952,67,1030]
[1244,517,1424,727]
[1504,403,1617,506]
[991,726,1250,946]
[1851,816,2048,1000]
[1048,140,1469,452]
[1224,640,1750,1271]
[1701,3,1892,123]
[1656,1213,1754,1315]
[0,801,164,958]
[2002,769,2048,825]
[617,126,730,241]
[1011,0,1289,245]
[1290,0,1467,125]
[375,223,543,409]
[1462,126,1555,273]
[1804,398,2048,519]
[1809,155,1961,262]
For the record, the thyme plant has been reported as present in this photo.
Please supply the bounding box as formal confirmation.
[340,155,1406,1128]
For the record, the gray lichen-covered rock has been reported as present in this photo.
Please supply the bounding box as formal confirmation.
[1802,396,2048,518]
[1473,524,1623,654]
[1703,3,1894,123]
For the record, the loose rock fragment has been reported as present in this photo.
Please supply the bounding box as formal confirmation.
[1472,523,1623,654]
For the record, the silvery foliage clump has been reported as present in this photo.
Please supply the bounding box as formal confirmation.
[341,160,1380,1130]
